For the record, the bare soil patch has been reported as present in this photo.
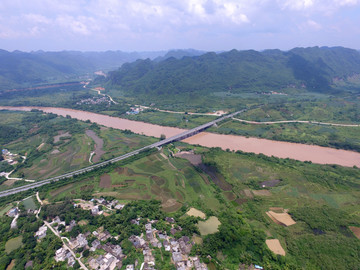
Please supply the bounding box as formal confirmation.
[224,192,236,201]
[266,239,286,256]
[243,189,253,198]
[186,208,206,219]
[51,149,60,154]
[99,174,111,188]
[162,198,182,213]
[151,175,165,186]
[175,151,202,166]
[175,191,184,201]
[86,130,105,163]
[6,259,15,270]
[266,211,296,226]
[349,226,360,239]
[252,189,272,196]
[2,179,18,186]
[235,198,248,205]
[78,220,88,226]
[260,179,281,187]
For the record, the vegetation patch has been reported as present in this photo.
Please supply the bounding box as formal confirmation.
[5,236,23,254]
[197,216,221,236]
[49,184,74,198]
[22,196,37,211]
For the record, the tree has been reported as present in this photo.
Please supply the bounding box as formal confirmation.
[160,134,166,140]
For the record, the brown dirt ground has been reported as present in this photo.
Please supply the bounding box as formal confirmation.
[6,259,15,270]
[151,175,165,186]
[252,189,272,196]
[99,174,111,188]
[175,190,185,201]
[174,152,202,166]
[269,207,285,212]
[2,179,18,186]
[186,208,206,219]
[266,239,286,256]
[224,192,236,201]
[235,198,248,205]
[162,200,182,213]
[349,226,360,239]
[243,189,254,198]
[78,220,88,226]
[266,211,296,226]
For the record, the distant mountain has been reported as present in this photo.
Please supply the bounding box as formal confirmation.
[153,49,205,62]
[0,50,166,90]
[104,46,360,96]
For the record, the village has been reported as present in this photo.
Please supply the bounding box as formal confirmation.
[26,197,209,270]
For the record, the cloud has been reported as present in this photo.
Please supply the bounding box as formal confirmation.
[0,0,359,51]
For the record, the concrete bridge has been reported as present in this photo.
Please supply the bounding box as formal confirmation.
[0,110,244,198]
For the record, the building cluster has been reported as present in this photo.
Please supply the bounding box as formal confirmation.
[47,202,208,269]
[129,218,208,270]
[76,96,111,106]
[55,247,76,267]
[75,198,125,216]
[1,148,21,166]
[35,224,47,240]
[126,106,143,115]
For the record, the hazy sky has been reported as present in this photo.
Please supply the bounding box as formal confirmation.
[1,0,359,52]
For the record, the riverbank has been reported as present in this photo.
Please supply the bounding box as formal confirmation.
[1,106,360,167]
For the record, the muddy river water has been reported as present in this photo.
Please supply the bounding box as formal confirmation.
[1,106,360,167]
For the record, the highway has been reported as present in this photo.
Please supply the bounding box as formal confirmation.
[0,110,244,198]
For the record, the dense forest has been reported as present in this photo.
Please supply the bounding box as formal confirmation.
[102,46,360,96]
[0,49,204,90]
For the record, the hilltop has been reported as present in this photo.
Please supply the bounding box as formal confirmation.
[0,49,205,90]
[103,46,360,96]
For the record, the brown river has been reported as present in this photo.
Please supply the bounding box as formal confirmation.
[1,106,360,167]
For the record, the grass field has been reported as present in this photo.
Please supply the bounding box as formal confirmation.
[44,149,223,213]
[5,236,23,254]
[0,204,13,216]
[22,196,37,211]
[0,111,156,184]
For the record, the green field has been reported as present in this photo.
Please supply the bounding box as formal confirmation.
[0,204,12,216]
[0,110,156,185]
[45,149,222,213]
[22,197,37,211]
[5,236,23,254]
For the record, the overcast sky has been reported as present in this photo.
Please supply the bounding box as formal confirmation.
[0,0,359,52]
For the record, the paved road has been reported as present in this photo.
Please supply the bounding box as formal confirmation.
[0,110,244,198]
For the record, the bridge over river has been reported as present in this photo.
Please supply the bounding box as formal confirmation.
[0,110,244,198]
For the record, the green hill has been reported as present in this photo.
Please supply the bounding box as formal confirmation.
[0,50,168,90]
[104,46,360,96]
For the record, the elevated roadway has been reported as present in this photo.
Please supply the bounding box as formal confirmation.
[0,110,244,198]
